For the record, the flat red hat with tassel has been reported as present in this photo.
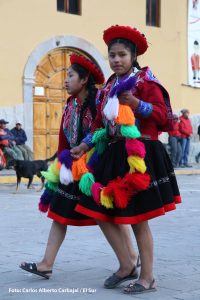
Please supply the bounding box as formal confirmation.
[70,54,105,84]
[103,25,148,56]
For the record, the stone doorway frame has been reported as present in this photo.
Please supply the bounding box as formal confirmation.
[23,35,110,149]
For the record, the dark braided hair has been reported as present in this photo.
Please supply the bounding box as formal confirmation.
[108,38,141,69]
[70,63,97,143]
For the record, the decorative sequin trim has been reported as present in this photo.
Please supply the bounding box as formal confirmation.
[149,173,175,188]
[57,188,81,201]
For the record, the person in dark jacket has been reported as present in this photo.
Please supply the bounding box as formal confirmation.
[11,123,33,160]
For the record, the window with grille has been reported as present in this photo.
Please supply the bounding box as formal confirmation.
[57,0,81,15]
[146,0,161,27]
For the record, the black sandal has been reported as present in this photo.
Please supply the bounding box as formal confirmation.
[20,262,52,279]
[104,265,138,289]
[123,279,156,294]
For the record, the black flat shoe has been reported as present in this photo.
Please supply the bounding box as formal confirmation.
[20,262,52,279]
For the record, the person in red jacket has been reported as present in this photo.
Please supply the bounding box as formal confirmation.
[179,109,193,167]
[168,114,182,168]
[72,25,181,294]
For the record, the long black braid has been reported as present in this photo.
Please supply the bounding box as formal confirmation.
[108,38,141,70]
[70,63,97,144]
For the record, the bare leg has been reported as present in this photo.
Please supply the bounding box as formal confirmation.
[121,225,138,263]
[21,221,67,274]
[131,221,155,288]
[97,221,138,277]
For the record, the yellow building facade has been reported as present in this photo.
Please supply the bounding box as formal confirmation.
[0,0,199,158]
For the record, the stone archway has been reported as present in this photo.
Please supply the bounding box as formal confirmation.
[23,35,110,156]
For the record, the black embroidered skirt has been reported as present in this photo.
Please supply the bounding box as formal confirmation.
[75,139,181,224]
[48,182,96,226]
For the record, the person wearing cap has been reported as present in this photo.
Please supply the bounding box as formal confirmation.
[11,123,33,160]
[168,114,182,168]
[0,119,24,163]
[179,109,193,167]
[72,25,181,294]
[20,54,137,281]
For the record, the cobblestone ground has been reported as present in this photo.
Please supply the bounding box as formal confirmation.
[0,175,200,300]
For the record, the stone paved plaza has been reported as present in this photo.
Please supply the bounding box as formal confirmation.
[0,175,200,300]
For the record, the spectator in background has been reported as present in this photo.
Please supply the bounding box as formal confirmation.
[11,122,33,160]
[198,124,200,139]
[0,119,24,163]
[179,109,193,167]
[195,124,200,163]
[168,114,182,168]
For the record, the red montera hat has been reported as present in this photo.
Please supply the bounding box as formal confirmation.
[103,25,148,55]
[70,54,105,84]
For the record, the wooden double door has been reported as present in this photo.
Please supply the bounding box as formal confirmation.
[33,48,83,159]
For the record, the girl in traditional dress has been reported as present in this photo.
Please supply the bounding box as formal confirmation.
[72,26,181,294]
